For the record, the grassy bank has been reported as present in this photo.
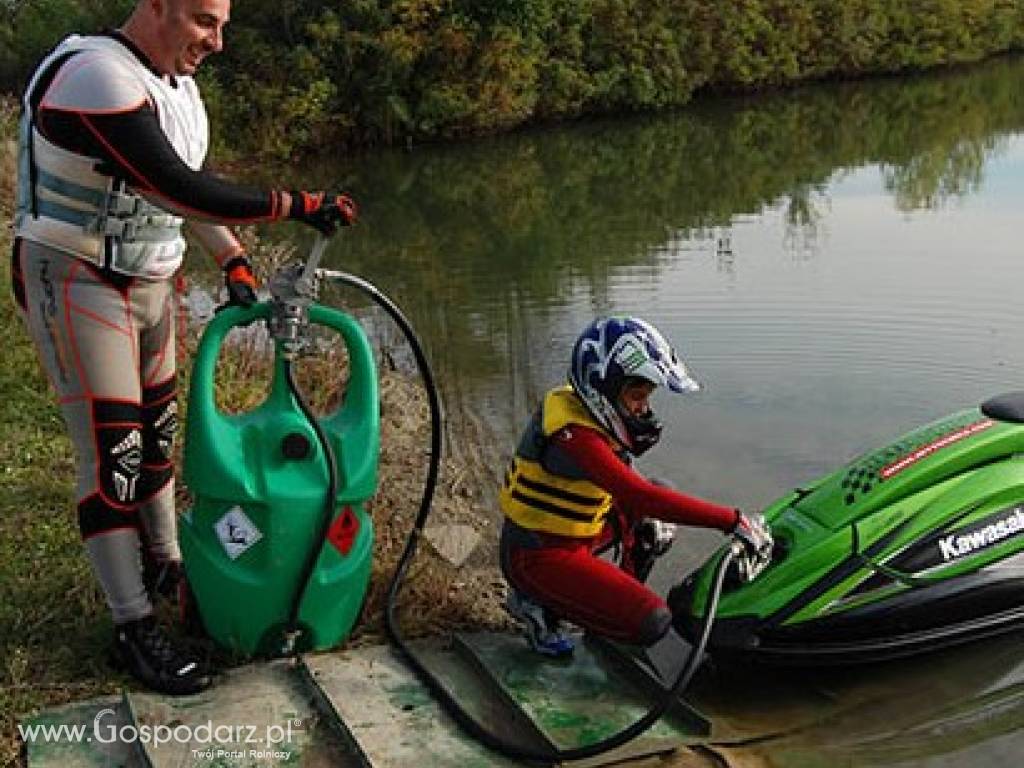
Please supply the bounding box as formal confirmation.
[3,2,1023,159]
[0,99,506,765]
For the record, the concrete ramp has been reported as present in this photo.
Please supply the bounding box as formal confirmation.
[304,632,710,767]
[453,631,709,764]
[22,634,714,768]
[303,640,524,767]
[19,662,353,768]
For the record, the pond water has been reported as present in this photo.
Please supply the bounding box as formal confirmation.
[254,53,1024,766]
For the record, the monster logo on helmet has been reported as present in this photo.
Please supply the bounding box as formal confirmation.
[569,316,700,456]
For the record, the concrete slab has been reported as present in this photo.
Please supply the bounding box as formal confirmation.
[580,633,711,737]
[23,637,716,768]
[125,659,354,767]
[398,636,556,755]
[302,641,524,768]
[21,696,140,768]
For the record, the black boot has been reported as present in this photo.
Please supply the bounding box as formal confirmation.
[113,615,211,695]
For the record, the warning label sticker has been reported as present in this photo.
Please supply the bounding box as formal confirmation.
[214,506,263,560]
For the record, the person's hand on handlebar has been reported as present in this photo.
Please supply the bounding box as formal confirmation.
[731,511,773,582]
[732,511,772,558]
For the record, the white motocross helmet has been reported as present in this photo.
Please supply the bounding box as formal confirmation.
[568,316,700,455]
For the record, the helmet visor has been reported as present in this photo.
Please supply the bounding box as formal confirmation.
[610,329,701,394]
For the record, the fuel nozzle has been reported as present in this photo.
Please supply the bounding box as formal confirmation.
[267,235,330,359]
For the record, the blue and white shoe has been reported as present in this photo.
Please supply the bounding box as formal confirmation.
[505,589,575,658]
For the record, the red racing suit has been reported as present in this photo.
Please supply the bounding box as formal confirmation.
[499,386,739,646]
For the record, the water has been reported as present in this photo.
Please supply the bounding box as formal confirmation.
[251,54,1024,766]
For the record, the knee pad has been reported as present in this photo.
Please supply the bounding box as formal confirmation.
[93,399,143,506]
[139,379,177,498]
[77,493,138,539]
[636,605,673,647]
[142,378,177,463]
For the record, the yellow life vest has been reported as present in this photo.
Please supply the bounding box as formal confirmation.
[499,385,616,537]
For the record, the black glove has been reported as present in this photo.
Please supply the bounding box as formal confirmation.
[630,518,676,583]
[289,191,358,235]
[222,255,258,307]
[636,519,676,558]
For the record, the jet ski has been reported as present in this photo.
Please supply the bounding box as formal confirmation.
[669,391,1024,665]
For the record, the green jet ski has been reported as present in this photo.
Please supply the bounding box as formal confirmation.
[669,391,1024,665]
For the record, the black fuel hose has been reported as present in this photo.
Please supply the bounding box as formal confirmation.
[283,359,341,648]
[315,270,737,765]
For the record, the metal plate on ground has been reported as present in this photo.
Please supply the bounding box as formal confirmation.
[307,640,543,767]
[455,631,708,766]
[125,659,346,767]
[303,641,526,767]
[21,696,140,768]
[394,636,556,756]
[580,632,711,737]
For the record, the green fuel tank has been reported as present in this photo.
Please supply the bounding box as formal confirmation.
[178,302,378,656]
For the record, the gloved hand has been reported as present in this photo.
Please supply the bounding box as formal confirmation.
[732,511,772,558]
[289,191,358,235]
[637,519,676,558]
[629,518,676,583]
[222,255,258,307]
[731,511,773,582]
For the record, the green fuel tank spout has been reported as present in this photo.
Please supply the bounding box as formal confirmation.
[178,301,378,656]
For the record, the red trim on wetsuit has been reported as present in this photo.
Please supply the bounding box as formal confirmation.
[23,32,285,226]
[550,425,739,531]
[36,105,281,223]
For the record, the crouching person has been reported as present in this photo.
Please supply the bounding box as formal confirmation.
[498,317,770,656]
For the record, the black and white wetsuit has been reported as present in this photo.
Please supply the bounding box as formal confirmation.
[11,31,287,623]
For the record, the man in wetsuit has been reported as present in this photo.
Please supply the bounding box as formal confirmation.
[11,0,356,695]
[499,316,773,656]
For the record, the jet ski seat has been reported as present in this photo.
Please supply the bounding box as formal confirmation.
[981,391,1024,424]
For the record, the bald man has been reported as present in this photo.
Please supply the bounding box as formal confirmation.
[12,0,355,694]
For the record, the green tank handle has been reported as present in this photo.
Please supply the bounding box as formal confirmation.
[184,301,379,503]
